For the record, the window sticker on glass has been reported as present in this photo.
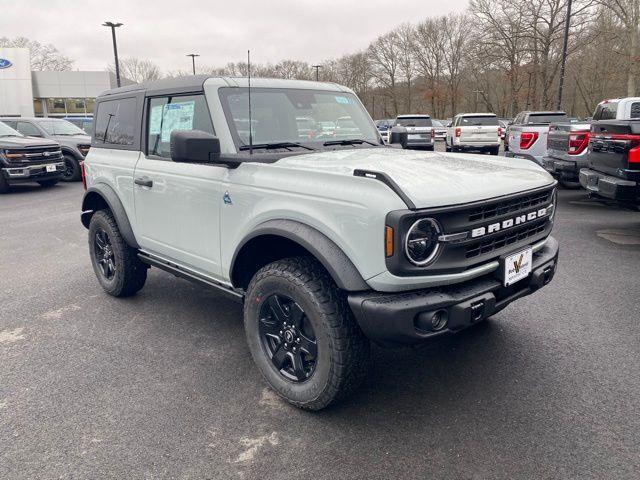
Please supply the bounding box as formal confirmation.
[149,105,163,135]
[335,96,351,105]
[160,101,195,142]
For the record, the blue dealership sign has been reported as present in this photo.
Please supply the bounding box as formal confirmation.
[0,59,13,69]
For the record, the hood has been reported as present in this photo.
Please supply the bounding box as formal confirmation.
[51,134,91,146]
[0,135,60,149]
[275,147,555,209]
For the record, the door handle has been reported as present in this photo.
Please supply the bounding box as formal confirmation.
[134,176,153,188]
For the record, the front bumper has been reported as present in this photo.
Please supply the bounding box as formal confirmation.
[1,162,65,182]
[542,157,584,182]
[348,236,558,345]
[579,168,639,202]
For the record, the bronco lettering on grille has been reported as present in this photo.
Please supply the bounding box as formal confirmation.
[470,207,549,238]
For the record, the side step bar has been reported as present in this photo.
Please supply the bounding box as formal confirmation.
[137,251,244,302]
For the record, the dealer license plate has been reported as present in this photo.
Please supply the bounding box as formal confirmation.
[46,165,57,173]
[503,247,532,286]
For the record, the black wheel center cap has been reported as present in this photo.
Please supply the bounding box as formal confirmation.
[283,330,295,343]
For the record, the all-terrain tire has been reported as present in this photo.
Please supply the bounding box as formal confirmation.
[88,209,147,297]
[244,257,370,410]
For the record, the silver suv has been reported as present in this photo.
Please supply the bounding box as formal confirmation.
[81,76,559,409]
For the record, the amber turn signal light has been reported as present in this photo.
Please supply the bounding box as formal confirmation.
[385,226,394,257]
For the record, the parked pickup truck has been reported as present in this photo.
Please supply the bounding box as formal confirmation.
[579,120,640,206]
[542,121,591,188]
[0,121,64,193]
[81,76,559,410]
[506,111,569,165]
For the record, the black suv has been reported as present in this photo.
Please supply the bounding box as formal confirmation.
[0,121,64,193]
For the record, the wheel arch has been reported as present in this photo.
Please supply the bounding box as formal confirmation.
[230,219,369,292]
[60,146,82,160]
[81,184,139,249]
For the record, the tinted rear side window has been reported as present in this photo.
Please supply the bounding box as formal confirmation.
[527,113,568,124]
[592,103,618,121]
[630,102,640,119]
[94,97,137,146]
[396,117,432,127]
[460,116,498,126]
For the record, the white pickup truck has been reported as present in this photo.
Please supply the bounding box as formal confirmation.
[506,111,569,165]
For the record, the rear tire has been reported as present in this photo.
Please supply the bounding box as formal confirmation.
[490,147,500,156]
[61,155,81,182]
[426,145,434,151]
[88,210,148,297]
[38,179,58,188]
[244,257,370,410]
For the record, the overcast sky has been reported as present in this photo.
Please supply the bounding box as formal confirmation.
[5,0,468,73]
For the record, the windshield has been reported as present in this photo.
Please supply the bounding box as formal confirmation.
[396,117,432,127]
[460,116,499,126]
[219,88,379,148]
[37,119,86,136]
[0,121,22,137]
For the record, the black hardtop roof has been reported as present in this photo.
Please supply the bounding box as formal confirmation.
[98,75,210,98]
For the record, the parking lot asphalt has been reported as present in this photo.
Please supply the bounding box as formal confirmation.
[1,150,640,479]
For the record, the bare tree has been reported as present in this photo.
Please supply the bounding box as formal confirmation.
[0,36,73,70]
[108,57,162,83]
[368,31,402,115]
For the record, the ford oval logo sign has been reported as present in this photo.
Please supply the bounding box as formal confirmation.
[0,59,12,69]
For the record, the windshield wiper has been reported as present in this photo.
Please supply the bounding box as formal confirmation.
[239,142,314,151]
[323,139,379,147]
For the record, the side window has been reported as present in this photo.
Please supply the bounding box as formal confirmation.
[630,102,640,119]
[94,97,137,146]
[17,122,42,137]
[146,94,214,158]
[2,120,17,129]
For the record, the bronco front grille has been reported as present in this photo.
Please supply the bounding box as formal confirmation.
[465,219,548,258]
[468,188,553,223]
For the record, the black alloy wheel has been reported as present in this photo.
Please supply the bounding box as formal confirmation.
[94,228,116,280]
[259,294,317,382]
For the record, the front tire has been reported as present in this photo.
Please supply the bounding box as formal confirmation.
[61,154,81,182]
[38,179,58,188]
[244,257,370,410]
[88,210,148,297]
[0,174,9,194]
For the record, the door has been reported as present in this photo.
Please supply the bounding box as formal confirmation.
[133,93,227,279]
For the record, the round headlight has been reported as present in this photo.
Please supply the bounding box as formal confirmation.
[405,218,441,266]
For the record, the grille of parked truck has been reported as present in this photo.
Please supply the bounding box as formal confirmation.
[445,113,501,155]
[506,111,569,165]
[80,76,559,410]
[0,121,64,193]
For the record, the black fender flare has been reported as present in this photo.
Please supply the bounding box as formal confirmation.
[60,146,82,161]
[81,183,139,249]
[230,219,369,292]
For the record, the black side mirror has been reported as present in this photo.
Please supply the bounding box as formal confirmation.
[388,126,408,148]
[170,130,221,164]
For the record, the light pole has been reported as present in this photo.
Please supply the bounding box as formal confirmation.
[557,0,573,110]
[311,65,322,82]
[103,22,123,87]
[186,53,200,75]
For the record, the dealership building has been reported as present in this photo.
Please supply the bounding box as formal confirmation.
[0,47,118,118]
